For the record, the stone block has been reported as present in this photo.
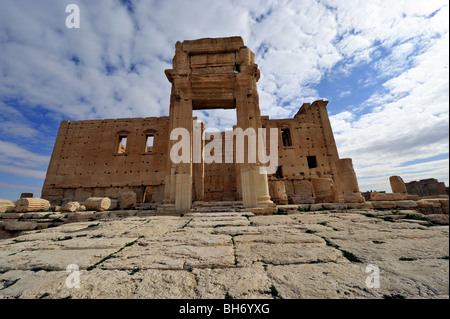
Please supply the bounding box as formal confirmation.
[119,192,137,209]
[309,204,324,211]
[416,199,443,215]
[48,213,67,220]
[296,204,311,211]
[389,176,407,194]
[371,201,396,209]
[343,193,365,203]
[347,202,373,209]
[269,181,288,205]
[291,195,315,204]
[68,211,97,221]
[322,203,347,210]
[21,212,50,219]
[417,199,441,208]
[95,211,111,219]
[5,221,38,231]
[61,201,80,212]
[424,214,449,225]
[311,178,336,203]
[110,210,137,218]
[293,180,314,199]
[371,193,406,201]
[0,212,24,219]
[438,198,449,214]
[394,200,418,209]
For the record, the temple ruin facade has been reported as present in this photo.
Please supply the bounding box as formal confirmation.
[42,37,364,211]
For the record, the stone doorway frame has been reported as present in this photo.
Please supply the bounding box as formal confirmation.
[160,37,274,212]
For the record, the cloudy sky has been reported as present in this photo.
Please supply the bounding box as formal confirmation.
[0,0,448,200]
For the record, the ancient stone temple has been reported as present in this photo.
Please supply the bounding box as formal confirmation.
[42,37,364,211]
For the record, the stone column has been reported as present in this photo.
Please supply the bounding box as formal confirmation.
[193,120,205,201]
[234,65,274,208]
[161,42,194,212]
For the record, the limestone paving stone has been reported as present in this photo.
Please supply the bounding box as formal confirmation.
[424,214,449,225]
[0,248,119,272]
[4,221,38,232]
[186,216,250,228]
[193,265,273,299]
[235,241,344,267]
[266,263,380,299]
[0,211,448,299]
[378,258,449,298]
[133,269,198,299]
[0,270,68,299]
[0,213,24,219]
[100,229,235,270]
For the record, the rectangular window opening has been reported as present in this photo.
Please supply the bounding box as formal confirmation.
[146,134,154,153]
[118,136,127,154]
[281,128,292,147]
[307,156,317,169]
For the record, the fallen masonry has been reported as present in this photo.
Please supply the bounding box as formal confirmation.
[0,208,448,299]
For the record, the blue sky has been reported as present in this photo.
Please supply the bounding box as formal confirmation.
[0,0,448,200]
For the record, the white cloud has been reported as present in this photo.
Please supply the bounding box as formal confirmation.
[338,90,351,98]
[331,31,449,190]
[0,141,50,174]
[0,164,46,179]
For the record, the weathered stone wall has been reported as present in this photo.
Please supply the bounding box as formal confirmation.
[42,117,170,205]
[262,100,362,204]
[42,101,363,206]
[203,133,238,202]
[405,178,448,197]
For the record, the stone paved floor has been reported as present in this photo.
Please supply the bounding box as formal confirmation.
[0,210,448,299]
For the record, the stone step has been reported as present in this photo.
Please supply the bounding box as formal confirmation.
[192,207,243,212]
[184,212,254,217]
[192,201,244,207]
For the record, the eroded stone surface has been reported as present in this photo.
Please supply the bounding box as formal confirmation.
[0,210,448,299]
